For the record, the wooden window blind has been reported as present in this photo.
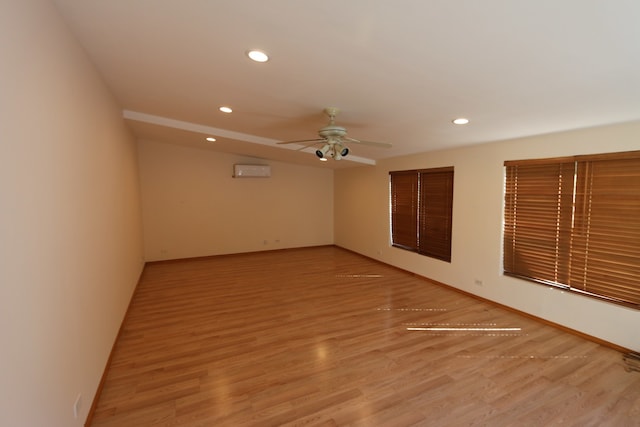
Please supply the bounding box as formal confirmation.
[390,167,454,262]
[504,151,640,308]
[503,161,575,286]
[419,169,454,262]
[390,171,418,250]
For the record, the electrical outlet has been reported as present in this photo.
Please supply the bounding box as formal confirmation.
[474,279,483,287]
[73,394,82,419]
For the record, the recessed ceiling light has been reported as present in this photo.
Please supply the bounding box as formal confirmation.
[452,118,469,125]
[319,157,328,162]
[219,106,233,113]
[206,137,216,142]
[247,50,269,62]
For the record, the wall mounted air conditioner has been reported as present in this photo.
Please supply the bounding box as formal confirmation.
[233,164,271,178]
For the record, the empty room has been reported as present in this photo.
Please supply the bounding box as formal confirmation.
[1,1,639,426]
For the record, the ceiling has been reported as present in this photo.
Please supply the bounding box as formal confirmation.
[53,0,640,169]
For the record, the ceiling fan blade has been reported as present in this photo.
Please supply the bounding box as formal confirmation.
[295,141,324,151]
[343,136,392,148]
[277,138,324,145]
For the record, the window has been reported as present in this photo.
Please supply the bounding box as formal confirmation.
[503,151,640,308]
[390,167,454,262]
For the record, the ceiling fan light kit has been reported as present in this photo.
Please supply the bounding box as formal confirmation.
[315,140,349,160]
[278,107,391,161]
[315,143,331,159]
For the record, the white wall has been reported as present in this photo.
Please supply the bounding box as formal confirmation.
[138,140,334,261]
[335,121,640,351]
[0,2,144,426]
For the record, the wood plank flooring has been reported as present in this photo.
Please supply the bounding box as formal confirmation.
[89,246,640,426]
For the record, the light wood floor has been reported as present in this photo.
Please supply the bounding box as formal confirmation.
[89,246,640,426]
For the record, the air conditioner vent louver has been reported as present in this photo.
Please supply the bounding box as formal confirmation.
[233,164,271,178]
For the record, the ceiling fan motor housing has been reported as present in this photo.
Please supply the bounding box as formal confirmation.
[319,125,347,140]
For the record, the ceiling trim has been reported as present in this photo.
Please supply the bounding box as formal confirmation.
[122,110,376,165]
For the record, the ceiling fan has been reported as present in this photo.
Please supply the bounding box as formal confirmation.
[278,107,392,160]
